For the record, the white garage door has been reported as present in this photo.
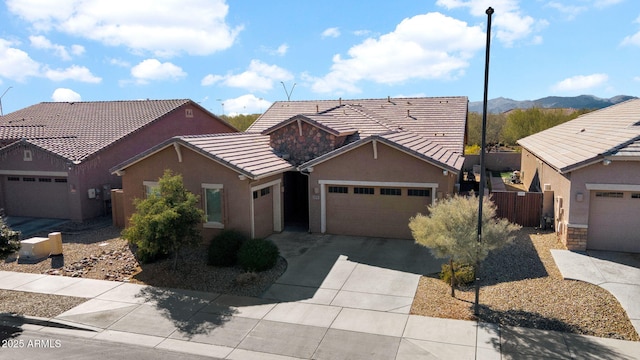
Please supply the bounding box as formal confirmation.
[3,175,70,218]
[588,191,640,252]
[325,185,431,239]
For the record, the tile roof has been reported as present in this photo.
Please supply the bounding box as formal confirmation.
[0,99,206,163]
[112,133,294,180]
[518,99,640,173]
[299,130,464,174]
[248,96,468,153]
[262,114,358,137]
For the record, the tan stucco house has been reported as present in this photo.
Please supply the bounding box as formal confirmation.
[0,100,236,221]
[112,96,468,240]
[518,99,640,253]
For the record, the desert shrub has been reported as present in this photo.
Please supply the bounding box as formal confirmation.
[237,238,279,272]
[440,262,475,286]
[0,219,21,259]
[207,230,247,267]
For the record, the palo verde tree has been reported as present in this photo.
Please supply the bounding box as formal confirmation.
[409,195,520,296]
[122,170,204,270]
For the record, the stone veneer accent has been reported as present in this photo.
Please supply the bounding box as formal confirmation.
[269,121,348,165]
[563,225,588,251]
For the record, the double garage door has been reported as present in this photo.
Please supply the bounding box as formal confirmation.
[325,184,432,239]
[588,190,640,252]
[2,175,70,219]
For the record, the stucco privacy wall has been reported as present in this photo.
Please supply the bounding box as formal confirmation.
[307,140,456,238]
[119,144,283,241]
[269,120,348,165]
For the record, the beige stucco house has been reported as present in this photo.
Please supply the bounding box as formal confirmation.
[113,96,468,240]
[518,99,640,252]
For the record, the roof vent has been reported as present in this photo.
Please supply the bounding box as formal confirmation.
[633,121,640,126]
[387,96,391,103]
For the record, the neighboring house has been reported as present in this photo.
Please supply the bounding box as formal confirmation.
[518,99,640,253]
[113,96,468,240]
[0,100,236,221]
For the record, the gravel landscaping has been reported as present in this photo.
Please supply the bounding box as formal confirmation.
[1,222,638,342]
[411,228,639,341]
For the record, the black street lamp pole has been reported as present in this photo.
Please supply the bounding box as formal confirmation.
[475,6,494,316]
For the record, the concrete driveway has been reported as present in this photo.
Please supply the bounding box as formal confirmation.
[3,216,70,238]
[551,249,640,335]
[263,231,445,310]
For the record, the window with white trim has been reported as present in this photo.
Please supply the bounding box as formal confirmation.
[328,186,348,194]
[595,192,623,198]
[203,184,223,228]
[143,181,159,197]
[632,193,640,199]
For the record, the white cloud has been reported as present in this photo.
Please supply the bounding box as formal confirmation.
[45,64,102,83]
[51,87,81,102]
[321,27,341,38]
[109,58,130,67]
[551,73,609,92]
[130,59,186,84]
[311,12,485,94]
[634,76,640,82]
[546,2,588,20]
[7,0,243,57]
[29,35,83,60]
[354,30,371,37]
[202,60,293,92]
[222,94,272,115]
[275,44,288,56]
[594,0,623,8]
[622,31,640,47]
[436,0,546,46]
[0,38,41,81]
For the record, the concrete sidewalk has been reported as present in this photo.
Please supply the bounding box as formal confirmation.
[552,249,640,337]
[1,233,639,359]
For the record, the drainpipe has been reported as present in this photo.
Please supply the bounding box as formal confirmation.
[299,169,312,233]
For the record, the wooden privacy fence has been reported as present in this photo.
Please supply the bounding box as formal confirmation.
[490,191,543,227]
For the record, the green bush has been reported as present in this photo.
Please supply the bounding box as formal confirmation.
[0,219,21,259]
[440,262,475,286]
[207,230,247,267]
[237,238,279,272]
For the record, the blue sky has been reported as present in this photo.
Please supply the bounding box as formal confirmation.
[0,0,639,115]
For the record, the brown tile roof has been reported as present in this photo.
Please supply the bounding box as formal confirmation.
[518,99,640,173]
[299,130,464,173]
[0,99,221,163]
[249,96,468,153]
[112,133,294,180]
[262,114,358,137]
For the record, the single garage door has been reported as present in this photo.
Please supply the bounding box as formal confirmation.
[325,185,431,239]
[588,191,640,252]
[2,175,70,219]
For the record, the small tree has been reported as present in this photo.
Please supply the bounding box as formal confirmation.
[122,170,204,270]
[409,195,520,296]
[0,218,21,259]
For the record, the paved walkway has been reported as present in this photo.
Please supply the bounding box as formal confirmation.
[1,233,639,359]
[552,249,640,337]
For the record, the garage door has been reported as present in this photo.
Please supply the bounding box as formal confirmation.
[588,191,640,252]
[2,175,70,218]
[325,185,431,239]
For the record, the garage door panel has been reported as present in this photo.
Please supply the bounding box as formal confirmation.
[3,176,70,219]
[588,191,640,252]
[326,187,430,239]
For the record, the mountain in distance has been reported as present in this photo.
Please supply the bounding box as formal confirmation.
[468,94,638,114]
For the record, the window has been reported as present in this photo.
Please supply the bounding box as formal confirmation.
[38,178,52,183]
[23,177,36,182]
[408,189,431,197]
[143,181,159,197]
[23,150,32,161]
[54,178,68,183]
[380,188,401,196]
[328,186,348,194]
[253,191,259,199]
[203,184,223,228]
[632,193,640,199]
[595,192,623,198]
[7,176,19,182]
[353,187,374,195]
[261,187,271,196]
